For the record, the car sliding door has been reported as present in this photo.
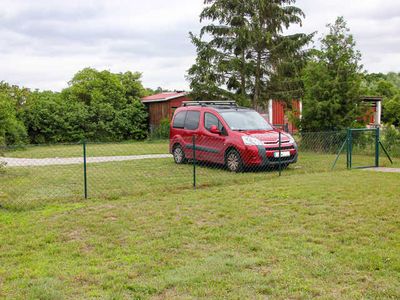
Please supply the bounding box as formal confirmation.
[182,110,200,159]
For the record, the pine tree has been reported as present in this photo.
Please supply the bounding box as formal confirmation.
[187,0,312,108]
[187,0,253,105]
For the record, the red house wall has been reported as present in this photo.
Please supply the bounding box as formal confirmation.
[272,101,285,125]
[272,100,301,132]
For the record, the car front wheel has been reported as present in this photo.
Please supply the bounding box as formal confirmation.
[173,144,187,164]
[225,149,243,172]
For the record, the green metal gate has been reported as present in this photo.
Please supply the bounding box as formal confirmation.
[332,128,393,170]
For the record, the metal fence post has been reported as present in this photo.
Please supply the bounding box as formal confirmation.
[278,131,282,176]
[83,139,88,199]
[346,128,353,170]
[349,129,353,169]
[192,135,196,189]
[346,129,349,169]
[375,127,380,167]
[284,124,289,133]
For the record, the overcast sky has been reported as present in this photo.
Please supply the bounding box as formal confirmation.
[0,0,399,91]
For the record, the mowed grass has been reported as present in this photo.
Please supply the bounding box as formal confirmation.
[3,140,169,158]
[0,170,399,299]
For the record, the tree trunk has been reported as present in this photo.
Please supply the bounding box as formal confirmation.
[240,51,246,99]
[253,50,262,109]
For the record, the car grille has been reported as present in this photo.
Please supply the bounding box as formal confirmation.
[264,140,290,145]
[266,145,295,151]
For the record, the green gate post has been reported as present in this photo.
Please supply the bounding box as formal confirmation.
[278,131,282,176]
[192,135,196,189]
[375,127,380,167]
[346,129,350,169]
[349,129,353,169]
[83,139,88,199]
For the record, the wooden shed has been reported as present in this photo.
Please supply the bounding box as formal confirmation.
[141,92,190,129]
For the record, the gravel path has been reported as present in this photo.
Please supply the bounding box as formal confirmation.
[1,154,172,167]
[362,167,400,173]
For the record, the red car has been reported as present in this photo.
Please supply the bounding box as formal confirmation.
[169,101,298,172]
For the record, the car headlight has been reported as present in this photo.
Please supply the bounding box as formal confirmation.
[287,134,297,146]
[242,136,263,146]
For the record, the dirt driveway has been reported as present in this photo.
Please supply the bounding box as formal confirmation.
[362,167,400,173]
[1,154,172,167]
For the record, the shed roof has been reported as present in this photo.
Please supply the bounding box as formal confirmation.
[141,91,188,103]
[361,96,383,102]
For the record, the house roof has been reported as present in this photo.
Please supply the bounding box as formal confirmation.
[361,96,383,102]
[141,91,189,103]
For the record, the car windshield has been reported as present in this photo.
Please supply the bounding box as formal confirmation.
[220,111,273,131]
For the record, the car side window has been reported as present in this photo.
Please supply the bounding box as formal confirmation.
[184,111,200,130]
[173,111,187,129]
[204,113,224,132]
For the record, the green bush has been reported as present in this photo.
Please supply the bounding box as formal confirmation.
[382,126,400,157]
[20,68,149,144]
[0,91,27,146]
[60,68,148,142]
[22,91,87,144]
[149,118,170,140]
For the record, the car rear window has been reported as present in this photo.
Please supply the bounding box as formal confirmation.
[173,111,187,129]
[184,111,200,130]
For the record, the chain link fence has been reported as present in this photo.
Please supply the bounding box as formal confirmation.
[0,128,397,210]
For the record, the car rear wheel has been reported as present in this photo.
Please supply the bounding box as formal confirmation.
[225,149,243,172]
[173,144,187,164]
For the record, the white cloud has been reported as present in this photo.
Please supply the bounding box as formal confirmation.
[0,0,399,91]
[296,0,400,73]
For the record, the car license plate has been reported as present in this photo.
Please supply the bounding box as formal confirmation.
[274,151,290,158]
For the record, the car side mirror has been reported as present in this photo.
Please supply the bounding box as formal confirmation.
[210,125,221,134]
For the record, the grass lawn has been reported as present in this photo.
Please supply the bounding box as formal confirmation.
[0,170,399,299]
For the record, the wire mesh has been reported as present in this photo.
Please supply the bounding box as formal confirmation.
[0,128,397,210]
[85,141,192,199]
[381,126,400,158]
[0,143,84,210]
[350,129,378,169]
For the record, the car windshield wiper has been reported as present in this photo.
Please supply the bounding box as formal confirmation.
[233,128,265,131]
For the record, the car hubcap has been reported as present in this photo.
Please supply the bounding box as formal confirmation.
[174,147,183,163]
[227,153,239,171]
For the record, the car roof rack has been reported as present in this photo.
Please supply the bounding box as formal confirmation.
[182,101,238,107]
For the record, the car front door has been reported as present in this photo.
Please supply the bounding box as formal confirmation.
[197,112,227,164]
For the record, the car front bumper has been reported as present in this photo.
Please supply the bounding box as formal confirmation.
[241,145,298,167]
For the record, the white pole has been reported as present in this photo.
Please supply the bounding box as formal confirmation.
[299,100,303,120]
[268,99,273,124]
[376,101,382,126]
